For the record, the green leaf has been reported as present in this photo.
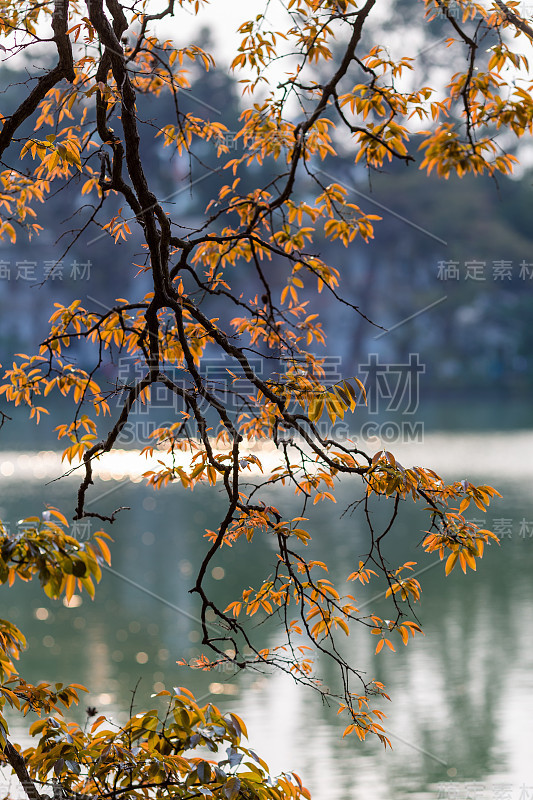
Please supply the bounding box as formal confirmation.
[197,760,211,783]
[224,777,241,799]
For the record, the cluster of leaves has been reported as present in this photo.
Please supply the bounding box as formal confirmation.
[0,511,110,753]
[0,511,308,797]
[23,689,309,800]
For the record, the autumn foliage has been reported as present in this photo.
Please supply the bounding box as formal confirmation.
[0,0,528,797]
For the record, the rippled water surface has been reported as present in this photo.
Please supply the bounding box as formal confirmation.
[1,423,532,800]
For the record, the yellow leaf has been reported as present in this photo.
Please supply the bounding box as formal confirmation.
[459,498,470,514]
[65,574,76,603]
[445,551,458,576]
[337,619,350,636]
[94,536,112,565]
[47,508,69,527]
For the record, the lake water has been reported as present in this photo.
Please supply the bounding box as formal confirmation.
[1,414,532,800]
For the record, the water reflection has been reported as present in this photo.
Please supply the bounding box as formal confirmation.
[0,434,532,799]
